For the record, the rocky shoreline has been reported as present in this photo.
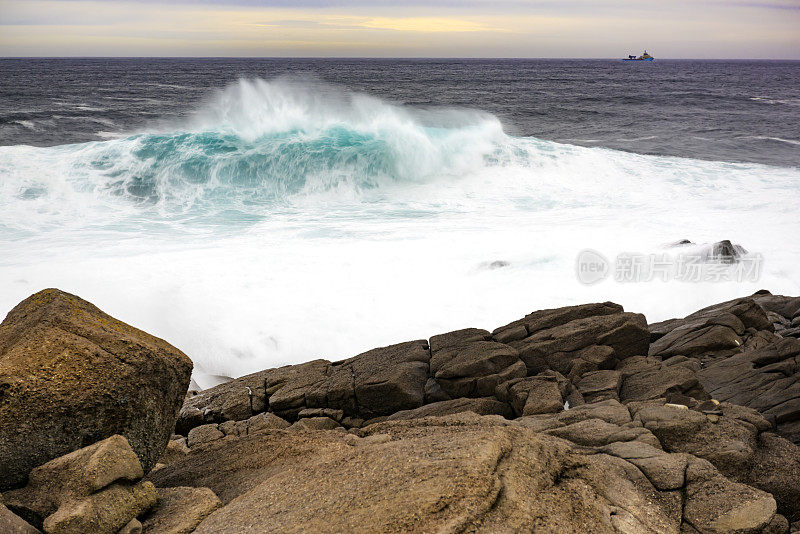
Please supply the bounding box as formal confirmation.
[2,288,800,533]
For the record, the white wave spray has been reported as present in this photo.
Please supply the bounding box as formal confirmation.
[1,78,799,387]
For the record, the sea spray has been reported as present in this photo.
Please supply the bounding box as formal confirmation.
[1,78,800,387]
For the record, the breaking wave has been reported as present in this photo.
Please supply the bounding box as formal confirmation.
[2,78,800,384]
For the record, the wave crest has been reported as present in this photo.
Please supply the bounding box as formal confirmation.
[0,78,510,224]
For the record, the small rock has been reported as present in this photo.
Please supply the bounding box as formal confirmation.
[2,435,144,525]
[289,417,341,431]
[363,434,392,445]
[246,412,291,433]
[187,424,224,448]
[140,486,221,534]
[117,518,142,534]
[0,502,40,534]
[42,481,157,534]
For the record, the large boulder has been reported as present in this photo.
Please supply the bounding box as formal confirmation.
[148,413,677,532]
[0,289,193,491]
[148,411,796,533]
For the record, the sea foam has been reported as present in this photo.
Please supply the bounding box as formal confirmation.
[1,78,799,387]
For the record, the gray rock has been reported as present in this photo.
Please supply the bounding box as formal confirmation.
[430,341,525,398]
[699,337,800,444]
[649,297,773,360]
[618,357,708,402]
[492,302,625,344]
[576,370,622,402]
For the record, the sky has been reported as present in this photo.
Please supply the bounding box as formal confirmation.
[1,0,799,58]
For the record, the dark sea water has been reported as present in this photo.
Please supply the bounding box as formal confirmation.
[2,58,799,167]
[2,58,799,385]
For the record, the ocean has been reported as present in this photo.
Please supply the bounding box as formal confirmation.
[2,58,799,386]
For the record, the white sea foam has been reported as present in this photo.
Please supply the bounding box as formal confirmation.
[1,78,799,387]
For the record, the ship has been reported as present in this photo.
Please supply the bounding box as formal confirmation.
[623,51,654,61]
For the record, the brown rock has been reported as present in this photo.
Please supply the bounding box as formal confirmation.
[244,412,290,433]
[509,311,649,375]
[3,435,144,525]
[152,413,681,533]
[0,503,40,534]
[117,518,142,534]
[387,397,512,420]
[187,425,224,448]
[42,481,157,534]
[0,289,192,490]
[683,457,778,533]
[576,370,622,403]
[429,341,525,398]
[140,487,221,534]
[159,439,190,465]
[289,417,341,431]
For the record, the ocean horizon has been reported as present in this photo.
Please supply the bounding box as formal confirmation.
[2,58,799,387]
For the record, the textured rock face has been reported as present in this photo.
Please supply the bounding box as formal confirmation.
[5,289,800,532]
[149,413,790,533]
[140,487,221,534]
[699,337,800,443]
[0,503,40,534]
[3,435,157,534]
[165,291,800,529]
[0,289,193,491]
[177,302,649,434]
[647,293,800,445]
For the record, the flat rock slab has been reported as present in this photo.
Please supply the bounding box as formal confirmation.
[153,413,682,533]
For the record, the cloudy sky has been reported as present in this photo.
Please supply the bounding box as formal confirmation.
[1,0,799,58]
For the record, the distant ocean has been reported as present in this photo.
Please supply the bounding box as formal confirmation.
[2,58,799,386]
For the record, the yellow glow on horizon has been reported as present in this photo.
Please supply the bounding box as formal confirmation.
[357,17,504,33]
[0,0,798,58]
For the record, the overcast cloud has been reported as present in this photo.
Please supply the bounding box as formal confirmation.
[1,0,798,58]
